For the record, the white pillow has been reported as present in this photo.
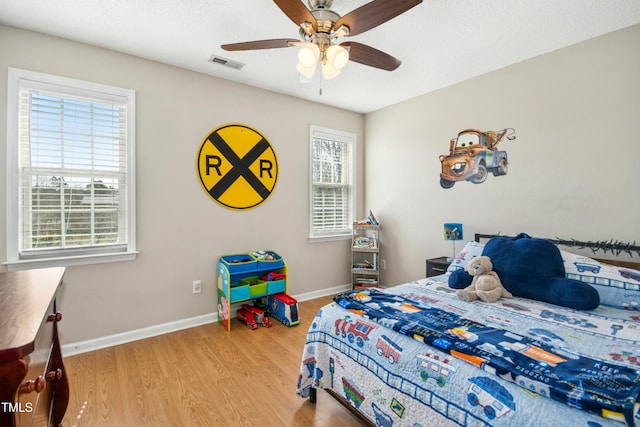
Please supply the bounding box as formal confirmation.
[561,250,640,309]
[446,241,485,273]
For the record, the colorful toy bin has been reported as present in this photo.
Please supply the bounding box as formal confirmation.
[241,276,268,298]
[220,254,257,273]
[267,279,286,295]
[227,282,250,303]
[251,250,284,269]
[261,271,286,295]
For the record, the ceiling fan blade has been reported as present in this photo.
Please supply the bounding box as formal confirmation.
[222,39,299,51]
[335,0,422,37]
[273,0,317,30]
[341,41,401,71]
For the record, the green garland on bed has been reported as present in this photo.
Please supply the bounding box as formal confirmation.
[556,238,640,257]
[478,233,640,258]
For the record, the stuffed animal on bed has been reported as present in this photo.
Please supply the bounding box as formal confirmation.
[456,256,512,303]
[449,233,600,310]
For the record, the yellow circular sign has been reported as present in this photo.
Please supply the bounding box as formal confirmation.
[196,124,278,210]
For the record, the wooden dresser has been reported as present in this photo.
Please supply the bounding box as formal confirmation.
[0,268,68,427]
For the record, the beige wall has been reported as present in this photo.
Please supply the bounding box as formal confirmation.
[365,24,640,286]
[3,23,639,347]
[0,25,364,344]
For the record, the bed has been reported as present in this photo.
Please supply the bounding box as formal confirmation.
[296,233,640,427]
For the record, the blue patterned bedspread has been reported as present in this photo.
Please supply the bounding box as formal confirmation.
[297,275,640,427]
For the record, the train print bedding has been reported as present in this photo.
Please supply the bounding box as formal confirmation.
[296,269,640,426]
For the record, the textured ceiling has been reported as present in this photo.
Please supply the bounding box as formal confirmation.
[1,0,639,113]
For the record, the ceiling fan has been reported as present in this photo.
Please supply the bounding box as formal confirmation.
[221,0,423,80]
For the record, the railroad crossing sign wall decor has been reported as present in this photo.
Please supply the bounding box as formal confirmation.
[196,124,279,210]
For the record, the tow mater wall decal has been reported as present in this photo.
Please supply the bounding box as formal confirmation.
[439,128,516,189]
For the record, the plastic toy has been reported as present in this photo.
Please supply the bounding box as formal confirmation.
[268,293,300,327]
[237,308,258,330]
[261,271,286,281]
[241,303,272,327]
[251,250,275,260]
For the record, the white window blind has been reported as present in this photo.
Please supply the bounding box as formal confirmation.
[6,68,136,268]
[310,126,355,239]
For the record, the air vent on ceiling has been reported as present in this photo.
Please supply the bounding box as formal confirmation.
[208,55,245,70]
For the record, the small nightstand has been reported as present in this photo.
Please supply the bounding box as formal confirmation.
[426,256,451,277]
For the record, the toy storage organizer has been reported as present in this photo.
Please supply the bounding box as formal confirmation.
[217,251,287,331]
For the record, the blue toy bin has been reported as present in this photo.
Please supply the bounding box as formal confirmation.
[220,253,257,273]
[267,280,286,295]
[252,250,284,269]
[228,282,250,302]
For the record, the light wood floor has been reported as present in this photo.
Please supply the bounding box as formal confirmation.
[63,295,365,427]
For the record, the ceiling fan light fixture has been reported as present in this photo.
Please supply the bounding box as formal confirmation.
[222,0,421,82]
[297,42,320,68]
[296,62,317,79]
[321,61,341,80]
[325,44,349,69]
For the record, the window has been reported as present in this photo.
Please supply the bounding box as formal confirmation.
[5,68,136,269]
[309,126,355,240]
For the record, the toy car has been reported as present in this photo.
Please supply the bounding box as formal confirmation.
[237,308,258,330]
[241,303,272,327]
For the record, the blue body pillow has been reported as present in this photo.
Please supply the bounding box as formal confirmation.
[449,233,599,310]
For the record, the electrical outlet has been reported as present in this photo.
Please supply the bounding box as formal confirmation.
[192,280,202,294]
[380,259,386,270]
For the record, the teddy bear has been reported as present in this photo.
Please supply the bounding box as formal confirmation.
[456,255,512,303]
[449,233,600,310]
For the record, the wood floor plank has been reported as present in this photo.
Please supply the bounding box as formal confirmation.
[63,296,364,426]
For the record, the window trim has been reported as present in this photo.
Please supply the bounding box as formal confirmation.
[308,125,356,241]
[5,68,137,270]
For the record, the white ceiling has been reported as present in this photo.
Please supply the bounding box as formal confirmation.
[1,0,639,114]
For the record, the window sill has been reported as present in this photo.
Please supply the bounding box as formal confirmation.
[3,251,139,271]
[309,234,351,243]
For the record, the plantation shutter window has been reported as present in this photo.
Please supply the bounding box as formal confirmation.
[6,68,137,269]
[310,126,355,239]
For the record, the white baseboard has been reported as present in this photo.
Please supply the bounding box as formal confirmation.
[293,283,351,303]
[62,284,351,357]
[62,312,217,357]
